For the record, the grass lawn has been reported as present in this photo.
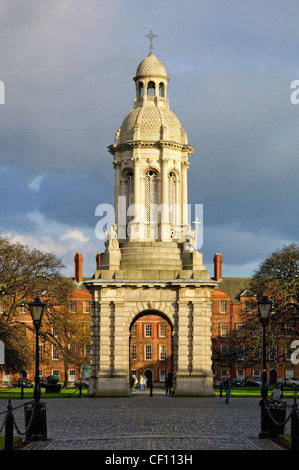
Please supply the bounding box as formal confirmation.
[0,435,22,450]
[0,386,88,400]
[0,385,297,399]
[214,386,296,398]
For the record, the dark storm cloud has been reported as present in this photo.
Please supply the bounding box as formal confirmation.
[0,0,298,277]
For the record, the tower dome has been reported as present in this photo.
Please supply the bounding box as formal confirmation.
[114,53,187,145]
[134,52,168,80]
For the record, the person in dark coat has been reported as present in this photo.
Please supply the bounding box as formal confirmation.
[222,374,231,404]
[166,373,173,395]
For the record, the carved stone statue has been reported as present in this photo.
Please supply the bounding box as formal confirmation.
[104,224,119,251]
[183,225,197,251]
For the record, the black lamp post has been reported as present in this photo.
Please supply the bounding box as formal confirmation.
[29,296,45,402]
[257,295,273,438]
[27,296,47,440]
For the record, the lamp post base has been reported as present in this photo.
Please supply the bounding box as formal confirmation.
[25,401,47,441]
[259,399,269,439]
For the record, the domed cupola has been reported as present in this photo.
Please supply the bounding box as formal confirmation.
[115,52,188,145]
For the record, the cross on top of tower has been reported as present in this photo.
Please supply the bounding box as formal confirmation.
[145,30,158,53]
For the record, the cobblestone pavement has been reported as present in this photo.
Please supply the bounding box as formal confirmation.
[1,391,291,451]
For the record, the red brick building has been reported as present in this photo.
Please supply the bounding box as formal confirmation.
[0,252,92,386]
[211,254,299,385]
[130,313,172,384]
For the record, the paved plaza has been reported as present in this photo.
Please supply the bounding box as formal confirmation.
[1,390,290,452]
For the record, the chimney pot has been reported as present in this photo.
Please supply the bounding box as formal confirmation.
[74,252,83,283]
[213,252,223,281]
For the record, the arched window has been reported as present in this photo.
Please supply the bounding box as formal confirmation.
[139,82,144,98]
[127,171,134,221]
[159,83,165,97]
[147,81,155,97]
[144,170,158,222]
[168,172,176,224]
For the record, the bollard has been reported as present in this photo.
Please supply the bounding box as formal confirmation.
[5,399,14,451]
[21,383,24,399]
[150,381,153,397]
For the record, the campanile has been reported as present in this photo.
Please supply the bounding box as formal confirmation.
[85,46,217,396]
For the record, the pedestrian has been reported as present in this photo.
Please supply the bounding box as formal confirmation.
[134,375,138,391]
[139,374,145,391]
[132,375,138,394]
[222,374,231,404]
[166,373,173,396]
[271,384,282,402]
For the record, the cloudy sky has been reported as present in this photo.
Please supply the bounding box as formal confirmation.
[0,0,298,279]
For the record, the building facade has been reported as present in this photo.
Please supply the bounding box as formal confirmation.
[0,254,92,386]
[211,255,299,385]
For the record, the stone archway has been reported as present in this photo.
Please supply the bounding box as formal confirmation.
[129,310,173,384]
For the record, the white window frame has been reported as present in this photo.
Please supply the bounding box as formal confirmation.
[145,344,152,360]
[220,300,227,313]
[159,344,167,360]
[159,323,167,338]
[221,323,228,337]
[68,369,76,382]
[160,369,167,382]
[145,324,152,337]
[52,345,59,360]
[83,300,91,314]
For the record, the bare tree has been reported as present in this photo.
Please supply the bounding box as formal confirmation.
[0,234,74,373]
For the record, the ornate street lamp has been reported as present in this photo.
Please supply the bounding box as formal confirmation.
[27,296,47,440]
[29,297,45,402]
[257,295,273,438]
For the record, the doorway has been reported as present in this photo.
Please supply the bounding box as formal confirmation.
[269,369,278,385]
[129,310,173,383]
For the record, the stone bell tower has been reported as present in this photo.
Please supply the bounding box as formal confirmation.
[85,48,217,396]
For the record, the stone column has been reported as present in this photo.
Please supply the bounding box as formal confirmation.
[130,150,142,240]
[98,301,112,376]
[90,299,100,379]
[176,300,190,374]
[181,159,189,231]
[161,156,170,240]
[191,300,205,373]
[113,301,130,376]
[91,297,130,396]
[114,160,121,224]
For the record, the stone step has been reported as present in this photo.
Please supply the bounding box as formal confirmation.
[120,247,182,255]
[120,252,182,260]
[120,259,182,268]
[119,241,181,248]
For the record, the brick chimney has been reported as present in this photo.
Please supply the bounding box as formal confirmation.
[213,253,223,281]
[96,252,101,268]
[74,252,83,283]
